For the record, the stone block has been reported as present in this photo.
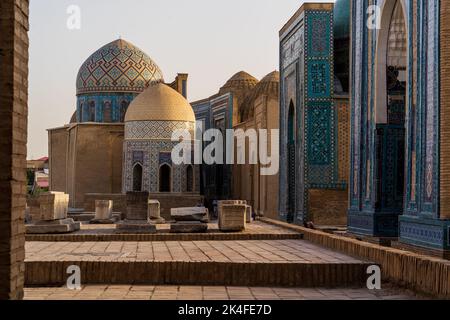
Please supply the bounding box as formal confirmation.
[116,220,156,234]
[218,200,247,225]
[171,207,209,222]
[148,200,165,224]
[245,205,253,223]
[38,192,69,221]
[219,204,246,232]
[126,191,149,220]
[170,222,208,233]
[95,200,113,220]
[26,218,80,234]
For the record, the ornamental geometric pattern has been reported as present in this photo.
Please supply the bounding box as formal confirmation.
[400,222,444,247]
[308,61,330,98]
[123,140,198,193]
[307,102,331,165]
[307,13,331,57]
[76,39,164,95]
[125,121,195,140]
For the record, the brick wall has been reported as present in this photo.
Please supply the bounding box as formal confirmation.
[308,189,348,226]
[440,0,450,220]
[0,0,29,300]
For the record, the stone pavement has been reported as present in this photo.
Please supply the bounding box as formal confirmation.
[24,285,425,300]
[25,240,364,263]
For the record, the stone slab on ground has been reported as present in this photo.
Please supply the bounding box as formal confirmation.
[90,217,119,224]
[69,213,121,222]
[170,222,208,233]
[171,207,209,222]
[26,218,80,234]
[116,220,156,234]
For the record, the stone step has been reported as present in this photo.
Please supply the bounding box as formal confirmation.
[25,260,374,287]
[24,240,375,287]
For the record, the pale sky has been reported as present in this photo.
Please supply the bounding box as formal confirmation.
[28,0,334,159]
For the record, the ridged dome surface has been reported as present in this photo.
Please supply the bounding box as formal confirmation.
[125,83,195,122]
[240,71,279,121]
[219,71,258,94]
[76,39,164,95]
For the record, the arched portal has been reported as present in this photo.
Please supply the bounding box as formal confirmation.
[375,0,407,214]
[104,101,112,122]
[159,164,171,192]
[132,163,143,192]
[287,100,296,222]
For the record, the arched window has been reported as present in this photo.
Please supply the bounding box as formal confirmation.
[120,101,128,122]
[132,163,143,192]
[104,101,112,122]
[79,103,84,122]
[186,165,194,192]
[159,164,171,192]
[288,101,295,144]
[89,101,96,122]
[287,100,296,222]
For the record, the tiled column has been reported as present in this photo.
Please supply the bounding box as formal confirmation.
[440,0,450,220]
[0,0,29,300]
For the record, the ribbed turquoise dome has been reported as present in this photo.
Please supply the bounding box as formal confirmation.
[334,0,350,39]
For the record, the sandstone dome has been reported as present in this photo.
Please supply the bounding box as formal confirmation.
[76,39,164,95]
[219,71,259,94]
[125,83,196,123]
[240,71,279,121]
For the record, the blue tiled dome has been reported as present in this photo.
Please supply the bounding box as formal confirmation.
[76,39,164,95]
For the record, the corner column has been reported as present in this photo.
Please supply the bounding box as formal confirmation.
[0,0,29,300]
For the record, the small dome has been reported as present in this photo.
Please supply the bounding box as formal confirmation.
[125,83,195,122]
[334,0,350,39]
[76,39,164,95]
[240,71,279,121]
[219,71,258,94]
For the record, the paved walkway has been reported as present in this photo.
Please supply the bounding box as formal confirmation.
[25,239,365,263]
[24,285,424,300]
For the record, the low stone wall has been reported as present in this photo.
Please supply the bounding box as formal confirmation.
[260,217,450,299]
[84,194,126,217]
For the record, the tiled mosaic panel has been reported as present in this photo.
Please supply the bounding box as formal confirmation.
[307,101,332,165]
[76,39,163,95]
[125,121,195,140]
[123,140,197,193]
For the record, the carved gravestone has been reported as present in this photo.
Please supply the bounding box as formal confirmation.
[148,200,165,224]
[218,203,247,232]
[218,200,247,227]
[91,200,118,224]
[117,191,156,233]
[26,192,80,234]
